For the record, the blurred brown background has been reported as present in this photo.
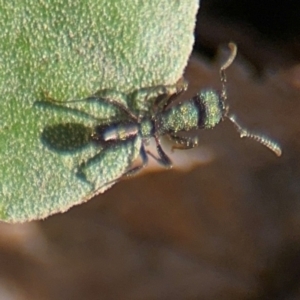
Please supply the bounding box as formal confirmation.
[1,1,300,299]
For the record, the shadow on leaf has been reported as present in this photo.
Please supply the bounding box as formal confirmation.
[41,123,92,152]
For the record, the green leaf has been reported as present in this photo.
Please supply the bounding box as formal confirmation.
[0,0,199,222]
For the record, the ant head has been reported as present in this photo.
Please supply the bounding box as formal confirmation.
[219,43,282,157]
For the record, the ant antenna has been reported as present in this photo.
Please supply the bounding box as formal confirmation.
[229,115,282,156]
[220,42,282,157]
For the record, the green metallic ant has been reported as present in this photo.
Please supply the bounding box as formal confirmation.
[89,43,281,174]
[42,43,281,192]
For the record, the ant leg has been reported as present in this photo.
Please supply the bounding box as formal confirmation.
[40,89,138,121]
[122,145,149,177]
[169,134,198,151]
[163,77,188,111]
[40,90,59,103]
[147,135,173,168]
[90,96,138,121]
[77,144,148,197]
[126,80,187,116]
[36,91,101,121]
[93,89,138,121]
[154,77,188,112]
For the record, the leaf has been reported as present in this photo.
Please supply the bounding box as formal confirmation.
[0,0,199,222]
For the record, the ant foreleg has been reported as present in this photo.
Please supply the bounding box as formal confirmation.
[169,134,198,151]
[122,145,149,177]
[146,135,173,168]
[153,77,188,112]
